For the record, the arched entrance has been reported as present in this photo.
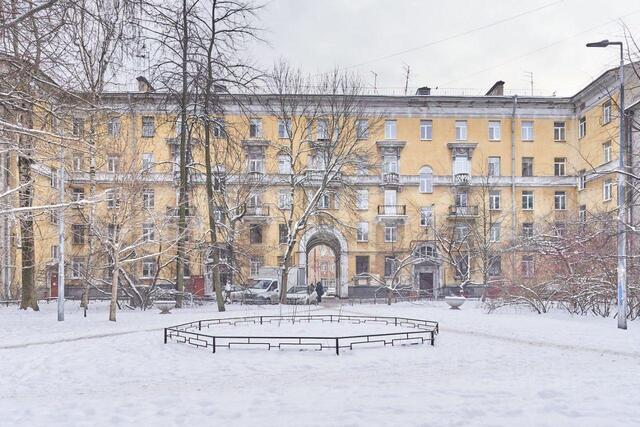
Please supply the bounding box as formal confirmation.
[298,225,349,298]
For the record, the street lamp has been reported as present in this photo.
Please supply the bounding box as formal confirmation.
[586,39,627,330]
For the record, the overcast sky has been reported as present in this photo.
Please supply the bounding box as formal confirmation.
[244,0,640,97]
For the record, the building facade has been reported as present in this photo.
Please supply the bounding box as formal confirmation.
[1,65,639,300]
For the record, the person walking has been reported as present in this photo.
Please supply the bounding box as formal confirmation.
[315,281,324,303]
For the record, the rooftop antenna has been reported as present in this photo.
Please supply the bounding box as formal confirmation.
[370,71,378,94]
[524,71,534,96]
[403,64,411,95]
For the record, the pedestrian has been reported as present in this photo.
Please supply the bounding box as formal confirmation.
[315,281,324,303]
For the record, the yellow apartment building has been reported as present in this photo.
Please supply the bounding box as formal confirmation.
[1,64,639,300]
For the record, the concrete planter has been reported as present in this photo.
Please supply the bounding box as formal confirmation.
[445,296,466,310]
[154,300,176,314]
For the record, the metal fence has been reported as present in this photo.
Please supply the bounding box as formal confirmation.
[164,314,439,355]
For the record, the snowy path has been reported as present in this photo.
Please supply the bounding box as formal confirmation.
[1,301,639,427]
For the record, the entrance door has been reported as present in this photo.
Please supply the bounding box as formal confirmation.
[50,271,58,298]
[419,272,434,295]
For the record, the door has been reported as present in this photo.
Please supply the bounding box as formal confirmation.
[384,189,397,215]
[50,271,58,298]
[419,272,434,295]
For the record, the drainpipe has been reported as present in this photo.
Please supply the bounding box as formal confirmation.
[510,95,518,240]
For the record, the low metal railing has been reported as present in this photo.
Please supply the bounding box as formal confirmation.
[164,314,439,355]
[377,205,407,215]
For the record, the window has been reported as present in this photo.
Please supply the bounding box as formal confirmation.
[356,190,369,210]
[51,167,59,188]
[355,256,370,274]
[71,187,85,202]
[454,255,469,279]
[453,153,470,176]
[141,223,154,242]
[554,191,566,210]
[142,153,154,171]
[107,117,120,137]
[578,117,586,139]
[488,120,501,141]
[71,257,84,279]
[72,224,85,245]
[318,193,331,209]
[106,188,117,207]
[278,119,291,139]
[278,154,292,174]
[554,121,565,141]
[249,224,263,244]
[490,223,501,242]
[72,117,84,137]
[522,222,534,237]
[579,205,586,223]
[384,225,397,242]
[142,189,155,209]
[603,179,613,201]
[521,121,534,141]
[142,116,155,137]
[420,207,432,227]
[249,118,262,138]
[317,119,329,140]
[420,120,432,140]
[553,158,566,177]
[382,155,398,174]
[247,153,265,173]
[356,119,369,139]
[183,257,191,278]
[522,157,533,177]
[249,257,263,276]
[73,155,83,172]
[51,245,59,260]
[142,260,156,279]
[603,141,612,163]
[415,244,436,258]
[356,222,369,242]
[488,157,501,177]
[489,191,501,210]
[107,155,120,173]
[602,100,612,125]
[384,256,398,277]
[454,224,469,242]
[455,120,467,141]
[522,191,534,210]
[578,170,586,190]
[555,222,567,237]
[278,224,288,244]
[488,256,502,276]
[521,255,534,278]
[278,190,292,210]
[213,119,224,138]
[320,262,328,273]
[50,211,59,225]
[384,120,397,139]
[107,223,119,242]
[419,166,433,193]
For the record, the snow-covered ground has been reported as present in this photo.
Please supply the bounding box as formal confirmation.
[1,300,639,427]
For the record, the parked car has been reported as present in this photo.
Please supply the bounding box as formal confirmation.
[230,278,279,304]
[286,286,317,305]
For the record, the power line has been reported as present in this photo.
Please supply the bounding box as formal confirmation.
[339,0,565,71]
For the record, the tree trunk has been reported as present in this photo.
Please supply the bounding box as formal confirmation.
[18,113,38,311]
[82,114,98,308]
[109,255,119,321]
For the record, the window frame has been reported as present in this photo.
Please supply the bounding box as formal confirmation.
[554,191,566,210]
[419,119,432,141]
[522,191,534,210]
[384,225,397,243]
[455,120,467,141]
[521,120,534,141]
[384,120,397,140]
[553,121,566,142]
[356,221,369,242]
[488,120,501,141]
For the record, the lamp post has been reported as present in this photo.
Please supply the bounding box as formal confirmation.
[586,39,627,329]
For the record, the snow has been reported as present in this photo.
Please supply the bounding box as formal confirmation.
[1,300,639,427]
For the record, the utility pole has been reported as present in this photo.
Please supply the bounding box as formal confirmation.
[57,147,65,321]
[586,39,627,329]
[370,71,378,94]
[403,64,410,95]
[524,71,534,96]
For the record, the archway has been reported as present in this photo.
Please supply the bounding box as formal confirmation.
[298,225,349,298]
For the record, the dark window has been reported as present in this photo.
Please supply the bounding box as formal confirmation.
[355,256,370,274]
[72,224,85,245]
[522,157,533,177]
[249,224,263,244]
[488,256,502,276]
[384,256,397,277]
[278,224,288,244]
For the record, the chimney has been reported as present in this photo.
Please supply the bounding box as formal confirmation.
[485,80,505,96]
[416,86,431,96]
[136,76,154,93]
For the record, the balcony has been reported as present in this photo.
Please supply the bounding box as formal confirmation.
[448,205,479,218]
[305,170,342,185]
[382,172,400,187]
[246,171,265,184]
[245,205,270,219]
[376,204,407,224]
[454,173,471,186]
